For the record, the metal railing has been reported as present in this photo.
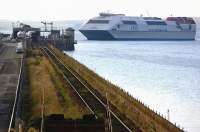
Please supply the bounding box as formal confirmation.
[8,55,24,132]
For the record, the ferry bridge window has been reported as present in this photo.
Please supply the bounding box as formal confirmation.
[87,20,109,24]
[122,21,137,25]
[146,21,167,25]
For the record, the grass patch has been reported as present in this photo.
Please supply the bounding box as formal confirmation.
[21,49,88,131]
[45,55,89,118]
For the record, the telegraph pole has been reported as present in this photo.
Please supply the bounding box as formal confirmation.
[49,22,53,31]
[105,93,112,132]
[41,87,45,132]
[167,109,170,121]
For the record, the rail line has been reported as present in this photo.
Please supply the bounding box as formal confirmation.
[41,47,143,132]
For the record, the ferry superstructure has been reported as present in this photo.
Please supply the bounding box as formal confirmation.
[79,13,196,40]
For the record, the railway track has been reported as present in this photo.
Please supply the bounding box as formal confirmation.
[41,47,142,132]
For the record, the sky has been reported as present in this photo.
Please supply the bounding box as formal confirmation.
[0,0,199,21]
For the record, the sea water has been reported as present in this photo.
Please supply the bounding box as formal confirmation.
[65,29,200,132]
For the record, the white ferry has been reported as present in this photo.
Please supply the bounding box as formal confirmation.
[79,13,196,40]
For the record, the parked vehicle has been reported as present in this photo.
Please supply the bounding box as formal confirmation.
[16,42,24,53]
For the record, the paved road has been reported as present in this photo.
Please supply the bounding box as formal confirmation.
[0,43,22,132]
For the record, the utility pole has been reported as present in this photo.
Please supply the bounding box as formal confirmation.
[105,93,112,132]
[41,87,45,132]
[167,109,170,121]
[49,22,53,31]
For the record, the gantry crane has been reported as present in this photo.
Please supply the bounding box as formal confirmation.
[41,21,53,32]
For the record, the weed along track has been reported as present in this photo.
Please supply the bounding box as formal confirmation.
[41,47,141,132]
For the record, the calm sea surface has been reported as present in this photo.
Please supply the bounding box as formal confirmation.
[66,28,200,132]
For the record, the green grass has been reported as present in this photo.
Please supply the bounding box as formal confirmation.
[21,49,89,131]
[45,58,89,118]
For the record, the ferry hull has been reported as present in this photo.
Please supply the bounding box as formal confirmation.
[79,30,114,40]
[80,30,196,40]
